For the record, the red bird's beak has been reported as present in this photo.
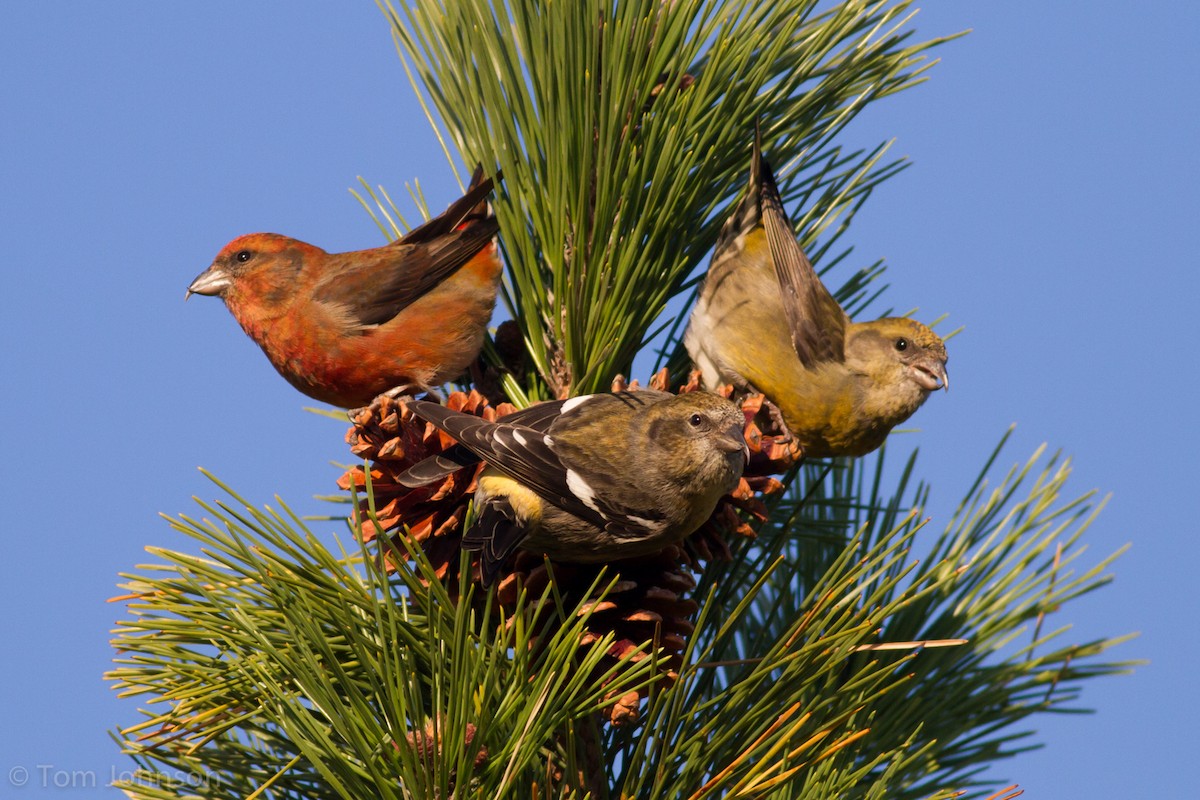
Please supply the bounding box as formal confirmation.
[186,266,231,300]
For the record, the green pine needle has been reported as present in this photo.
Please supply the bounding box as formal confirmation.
[383,0,963,398]
[107,3,1134,798]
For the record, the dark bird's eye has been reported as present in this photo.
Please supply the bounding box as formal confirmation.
[894,338,908,352]
[688,413,704,427]
[235,249,253,263]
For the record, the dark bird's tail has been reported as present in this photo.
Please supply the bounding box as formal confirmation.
[462,495,526,587]
[395,445,480,488]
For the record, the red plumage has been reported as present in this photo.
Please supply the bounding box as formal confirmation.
[188,168,503,407]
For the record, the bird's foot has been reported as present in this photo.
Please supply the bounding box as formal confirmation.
[740,385,793,444]
[755,396,806,465]
[761,398,793,445]
[383,383,443,403]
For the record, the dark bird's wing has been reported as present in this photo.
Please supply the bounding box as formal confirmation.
[755,133,848,367]
[313,167,500,328]
[409,395,668,536]
[396,399,571,488]
[408,400,597,524]
[537,392,675,531]
[497,398,574,430]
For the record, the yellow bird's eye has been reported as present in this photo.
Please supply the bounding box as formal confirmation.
[894,338,908,352]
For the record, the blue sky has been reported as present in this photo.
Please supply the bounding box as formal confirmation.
[1,2,1195,796]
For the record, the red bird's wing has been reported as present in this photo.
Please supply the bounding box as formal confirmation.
[754,133,848,367]
[313,168,500,328]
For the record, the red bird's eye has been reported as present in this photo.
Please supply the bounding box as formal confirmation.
[235,250,253,263]
[895,338,908,351]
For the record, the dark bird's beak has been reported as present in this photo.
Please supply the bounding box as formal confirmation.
[912,360,949,392]
[186,266,231,301]
[717,424,751,463]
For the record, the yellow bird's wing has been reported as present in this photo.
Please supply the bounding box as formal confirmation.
[754,132,849,368]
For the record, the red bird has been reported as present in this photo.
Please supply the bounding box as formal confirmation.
[187,168,503,407]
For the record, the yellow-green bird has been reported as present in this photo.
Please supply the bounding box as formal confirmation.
[402,391,748,585]
[685,135,948,459]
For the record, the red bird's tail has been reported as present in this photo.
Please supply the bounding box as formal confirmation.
[401,164,502,244]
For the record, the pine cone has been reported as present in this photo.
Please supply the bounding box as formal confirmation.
[338,390,515,580]
[397,719,487,795]
[340,370,796,726]
[402,719,487,771]
[491,547,700,726]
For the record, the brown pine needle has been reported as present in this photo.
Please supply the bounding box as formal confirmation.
[691,638,968,670]
[852,637,968,652]
[815,727,871,760]
[687,703,808,800]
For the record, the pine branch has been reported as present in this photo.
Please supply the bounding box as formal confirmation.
[607,436,1133,799]
[109,431,1133,798]
[383,0,961,398]
[108,475,661,798]
[108,3,1135,798]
